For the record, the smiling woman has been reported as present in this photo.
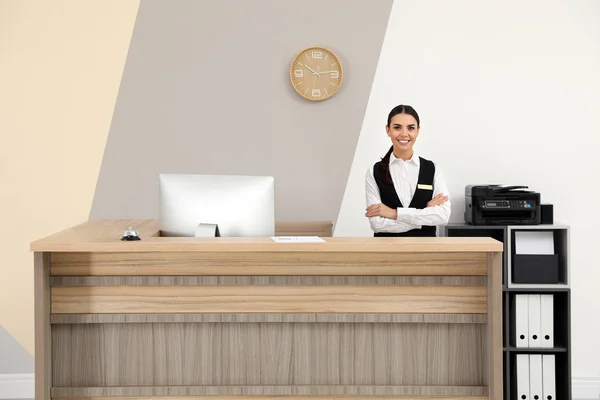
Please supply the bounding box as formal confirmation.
[365,105,451,237]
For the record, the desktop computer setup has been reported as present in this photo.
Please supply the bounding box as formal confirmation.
[158,173,276,238]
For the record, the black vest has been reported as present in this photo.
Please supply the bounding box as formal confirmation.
[373,154,436,237]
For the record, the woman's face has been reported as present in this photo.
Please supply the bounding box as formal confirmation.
[386,113,419,154]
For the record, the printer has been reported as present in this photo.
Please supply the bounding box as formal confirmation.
[465,185,541,225]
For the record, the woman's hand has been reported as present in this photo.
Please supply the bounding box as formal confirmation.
[427,193,449,207]
[366,203,397,220]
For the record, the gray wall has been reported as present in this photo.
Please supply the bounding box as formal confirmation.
[0,324,33,374]
[90,0,394,223]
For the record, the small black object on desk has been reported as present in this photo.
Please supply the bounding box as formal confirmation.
[541,204,554,224]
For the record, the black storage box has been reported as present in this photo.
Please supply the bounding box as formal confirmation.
[512,254,559,284]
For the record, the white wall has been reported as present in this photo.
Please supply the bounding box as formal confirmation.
[335,0,600,380]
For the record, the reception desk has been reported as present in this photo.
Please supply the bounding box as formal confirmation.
[31,219,503,400]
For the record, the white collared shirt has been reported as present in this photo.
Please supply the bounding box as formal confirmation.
[365,152,451,233]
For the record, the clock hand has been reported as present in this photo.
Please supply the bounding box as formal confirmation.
[301,63,320,76]
[312,65,319,89]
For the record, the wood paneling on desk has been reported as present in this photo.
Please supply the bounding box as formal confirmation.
[31,220,503,400]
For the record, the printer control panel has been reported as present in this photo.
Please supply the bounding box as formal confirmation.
[482,199,533,209]
[465,185,541,225]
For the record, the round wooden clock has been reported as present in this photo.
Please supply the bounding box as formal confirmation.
[290,46,343,101]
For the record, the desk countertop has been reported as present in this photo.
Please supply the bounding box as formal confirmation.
[30,219,503,253]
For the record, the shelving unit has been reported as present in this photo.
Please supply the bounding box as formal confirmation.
[441,223,572,400]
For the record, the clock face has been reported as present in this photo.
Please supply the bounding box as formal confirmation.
[290,46,343,101]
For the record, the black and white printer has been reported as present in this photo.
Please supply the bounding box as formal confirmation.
[464,185,541,225]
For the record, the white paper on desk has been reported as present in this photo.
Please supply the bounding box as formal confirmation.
[271,236,325,243]
[514,231,554,255]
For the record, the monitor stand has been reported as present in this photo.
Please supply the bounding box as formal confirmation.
[195,223,220,237]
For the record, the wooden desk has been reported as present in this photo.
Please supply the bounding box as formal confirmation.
[31,219,503,400]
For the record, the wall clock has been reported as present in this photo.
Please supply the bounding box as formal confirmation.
[289,46,343,101]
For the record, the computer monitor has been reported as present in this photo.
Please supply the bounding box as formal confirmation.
[158,174,275,237]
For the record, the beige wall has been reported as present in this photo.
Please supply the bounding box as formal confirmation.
[0,0,139,355]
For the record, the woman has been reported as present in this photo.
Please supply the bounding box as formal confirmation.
[365,104,451,237]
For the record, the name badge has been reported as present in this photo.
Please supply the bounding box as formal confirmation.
[417,184,433,190]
